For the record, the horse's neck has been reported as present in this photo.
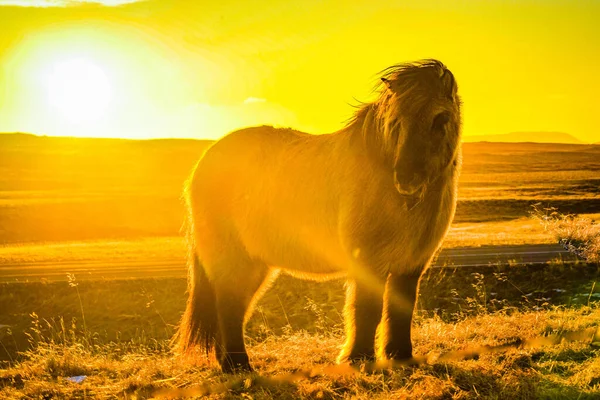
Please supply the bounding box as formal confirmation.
[345,103,395,171]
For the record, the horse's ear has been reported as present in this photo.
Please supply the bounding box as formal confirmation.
[381,77,392,89]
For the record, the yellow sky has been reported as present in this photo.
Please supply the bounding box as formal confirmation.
[0,0,598,141]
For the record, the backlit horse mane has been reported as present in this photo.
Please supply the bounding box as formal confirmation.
[177,59,462,372]
[355,60,458,159]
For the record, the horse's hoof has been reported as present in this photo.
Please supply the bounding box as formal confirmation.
[351,356,376,365]
[340,353,376,366]
[221,362,254,374]
[219,353,254,374]
[221,365,253,374]
[388,356,421,367]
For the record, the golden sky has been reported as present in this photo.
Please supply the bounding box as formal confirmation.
[0,0,598,141]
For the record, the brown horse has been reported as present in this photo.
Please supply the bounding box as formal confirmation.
[177,59,462,372]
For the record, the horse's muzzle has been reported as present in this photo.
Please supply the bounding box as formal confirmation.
[393,170,426,196]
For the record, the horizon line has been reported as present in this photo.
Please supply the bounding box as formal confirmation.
[0,131,595,145]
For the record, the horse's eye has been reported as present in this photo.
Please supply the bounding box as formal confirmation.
[432,112,450,131]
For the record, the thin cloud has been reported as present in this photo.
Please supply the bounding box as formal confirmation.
[243,97,267,105]
[0,0,144,6]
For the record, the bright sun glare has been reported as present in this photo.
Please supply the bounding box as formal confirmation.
[46,58,113,124]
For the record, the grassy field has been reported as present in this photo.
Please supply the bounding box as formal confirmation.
[1,264,599,398]
[0,217,557,269]
[2,261,599,354]
[0,134,212,244]
[1,134,600,398]
[2,134,600,244]
[6,309,600,399]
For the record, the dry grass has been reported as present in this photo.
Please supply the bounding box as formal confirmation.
[444,217,555,247]
[0,236,185,265]
[532,205,600,263]
[1,306,600,399]
[1,261,599,398]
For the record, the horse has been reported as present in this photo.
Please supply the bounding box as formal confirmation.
[177,59,462,373]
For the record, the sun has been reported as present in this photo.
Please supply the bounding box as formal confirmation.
[46,58,113,124]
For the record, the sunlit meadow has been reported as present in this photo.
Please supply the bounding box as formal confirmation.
[1,1,600,399]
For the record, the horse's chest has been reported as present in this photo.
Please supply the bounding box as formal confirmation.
[352,189,455,272]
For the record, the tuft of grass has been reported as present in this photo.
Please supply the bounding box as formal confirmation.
[531,204,600,263]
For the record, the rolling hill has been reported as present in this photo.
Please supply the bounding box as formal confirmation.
[463,131,582,144]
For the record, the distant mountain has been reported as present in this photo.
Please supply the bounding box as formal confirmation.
[463,132,582,144]
[0,132,39,140]
[0,132,213,145]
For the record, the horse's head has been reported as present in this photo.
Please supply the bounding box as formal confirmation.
[374,60,462,198]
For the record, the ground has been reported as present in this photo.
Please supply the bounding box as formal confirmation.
[1,135,599,398]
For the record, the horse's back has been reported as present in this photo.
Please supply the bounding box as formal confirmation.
[189,125,297,211]
[195,125,300,170]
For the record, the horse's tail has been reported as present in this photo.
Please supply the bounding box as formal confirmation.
[175,195,219,356]
[176,250,219,356]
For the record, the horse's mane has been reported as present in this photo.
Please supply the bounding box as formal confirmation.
[378,59,455,97]
[346,59,458,164]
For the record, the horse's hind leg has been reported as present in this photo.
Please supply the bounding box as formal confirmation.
[210,257,274,373]
[383,272,421,360]
[338,276,385,363]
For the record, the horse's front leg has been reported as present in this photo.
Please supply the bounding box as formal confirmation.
[383,271,421,360]
[338,276,385,364]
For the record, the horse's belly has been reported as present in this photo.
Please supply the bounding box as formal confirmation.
[237,220,348,276]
